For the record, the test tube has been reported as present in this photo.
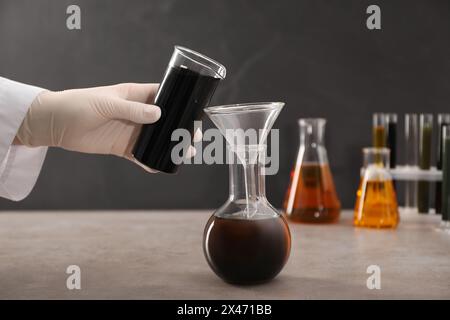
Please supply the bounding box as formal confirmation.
[418,114,433,214]
[373,113,386,147]
[404,113,419,209]
[385,113,397,169]
[441,125,450,229]
[435,114,450,214]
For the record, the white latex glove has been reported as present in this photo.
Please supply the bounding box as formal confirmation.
[15,83,201,173]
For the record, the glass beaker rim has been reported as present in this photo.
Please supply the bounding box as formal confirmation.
[174,46,226,79]
[204,102,284,115]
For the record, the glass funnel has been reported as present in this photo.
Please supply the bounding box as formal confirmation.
[203,102,291,285]
[205,102,283,153]
[283,118,341,223]
[354,148,399,229]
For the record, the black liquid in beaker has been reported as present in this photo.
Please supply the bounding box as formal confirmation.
[133,66,220,173]
[203,215,291,285]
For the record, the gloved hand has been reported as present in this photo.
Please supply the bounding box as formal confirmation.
[15,83,200,173]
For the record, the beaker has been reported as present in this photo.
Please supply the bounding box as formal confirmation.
[354,148,399,229]
[132,46,226,173]
[203,102,291,285]
[283,118,341,223]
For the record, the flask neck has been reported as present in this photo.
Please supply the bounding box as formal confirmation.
[228,146,266,202]
[299,118,326,147]
[298,118,329,164]
[363,147,390,168]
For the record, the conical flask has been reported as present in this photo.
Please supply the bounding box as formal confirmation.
[354,148,399,229]
[203,102,291,285]
[283,118,341,223]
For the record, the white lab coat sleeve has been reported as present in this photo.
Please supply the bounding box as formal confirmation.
[0,77,48,201]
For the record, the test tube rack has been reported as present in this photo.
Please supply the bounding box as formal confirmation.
[389,166,442,181]
[359,166,442,181]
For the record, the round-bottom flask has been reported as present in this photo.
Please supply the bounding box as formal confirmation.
[204,214,290,285]
[203,145,291,285]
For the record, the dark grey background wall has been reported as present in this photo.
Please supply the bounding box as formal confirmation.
[1,0,449,210]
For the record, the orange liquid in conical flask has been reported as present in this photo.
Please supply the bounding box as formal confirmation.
[284,163,341,223]
[354,179,399,228]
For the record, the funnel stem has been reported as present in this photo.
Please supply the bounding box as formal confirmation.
[228,146,266,218]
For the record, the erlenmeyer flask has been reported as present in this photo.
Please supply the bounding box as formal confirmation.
[283,118,341,223]
[354,148,399,229]
[203,102,291,285]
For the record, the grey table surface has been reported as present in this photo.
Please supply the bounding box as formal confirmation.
[0,210,448,299]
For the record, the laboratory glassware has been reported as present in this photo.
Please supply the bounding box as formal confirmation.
[354,148,399,229]
[133,46,226,173]
[203,102,291,285]
[418,114,433,213]
[373,113,386,148]
[404,113,419,209]
[283,118,341,223]
[435,114,450,214]
[385,113,397,169]
[441,125,450,231]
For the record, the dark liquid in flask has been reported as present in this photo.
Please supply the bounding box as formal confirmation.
[133,66,220,173]
[203,216,291,285]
